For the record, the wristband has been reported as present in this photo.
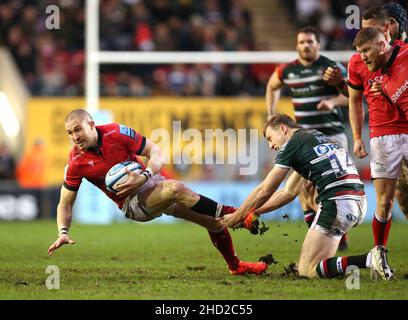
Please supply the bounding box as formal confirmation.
[141,171,150,181]
[141,167,153,181]
[58,227,69,236]
[144,167,154,177]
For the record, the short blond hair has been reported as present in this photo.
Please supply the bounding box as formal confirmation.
[353,27,383,48]
[263,114,299,137]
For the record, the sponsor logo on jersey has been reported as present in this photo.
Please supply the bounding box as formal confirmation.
[346,213,357,222]
[104,130,116,137]
[389,79,408,103]
[73,153,83,160]
[367,75,383,86]
[300,68,313,74]
[119,124,136,139]
[313,143,341,155]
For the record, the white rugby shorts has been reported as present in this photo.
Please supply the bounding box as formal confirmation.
[312,196,367,240]
[370,134,408,179]
[122,174,166,222]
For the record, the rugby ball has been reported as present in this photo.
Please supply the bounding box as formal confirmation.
[105,161,143,193]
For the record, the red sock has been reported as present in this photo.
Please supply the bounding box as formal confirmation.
[372,214,392,247]
[208,227,240,270]
[340,232,348,244]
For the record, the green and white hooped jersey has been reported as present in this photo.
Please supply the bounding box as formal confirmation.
[276,55,347,136]
[275,129,364,203]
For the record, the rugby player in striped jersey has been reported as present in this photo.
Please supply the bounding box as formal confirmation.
[223,114,392,280]
[265,26,350,250]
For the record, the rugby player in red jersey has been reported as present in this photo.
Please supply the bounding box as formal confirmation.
[383,2,408,218]
[47,109,267,275]
[347,8,408,277]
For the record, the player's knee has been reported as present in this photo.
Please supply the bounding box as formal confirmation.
[376,196,394,216]
[298,269,315,279]
[161,180,186,201]
[297,262,315,279]
[207,220,225,233]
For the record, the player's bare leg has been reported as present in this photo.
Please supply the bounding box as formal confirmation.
[297,228,392,280]
[372,178,397,247]
[395,161,408,219]
[166,204,224,232]
[135,180,267,275]
[137,179,203,212]
[298,228,339,278]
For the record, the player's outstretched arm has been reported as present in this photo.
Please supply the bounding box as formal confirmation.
[223,166,289,228]
[266,71,284,119]
[255,171,306,215]
[47,186,77,255]
[348,86,368,158]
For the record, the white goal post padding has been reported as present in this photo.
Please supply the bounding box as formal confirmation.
[96,51,354,64]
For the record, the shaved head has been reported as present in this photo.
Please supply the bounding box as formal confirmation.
[65,109,97,150]
[65,109,93,123]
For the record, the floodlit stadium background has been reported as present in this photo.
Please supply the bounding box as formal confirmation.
[0,0,405,224]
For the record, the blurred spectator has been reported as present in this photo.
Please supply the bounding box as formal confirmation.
[0,142,16,180]
[187,64,217,96]
[282,0,399,50]
[16,139,47,188]
[295,0,320,26]
[153,22,175,50]
[168,64,188,95]
[129,75,151,96]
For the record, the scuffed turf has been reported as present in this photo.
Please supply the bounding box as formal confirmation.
[0,220,407,299]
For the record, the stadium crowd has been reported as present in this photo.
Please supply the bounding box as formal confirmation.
[0,0,262,97]
[282,0,407,50]
[2,0,407,182]
[1,0,408,97]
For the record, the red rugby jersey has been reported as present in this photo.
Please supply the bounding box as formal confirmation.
[64,123,146,209]
[348,39,408,138]
[381,45,408,120]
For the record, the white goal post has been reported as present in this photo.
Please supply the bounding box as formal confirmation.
[86,0,355,112]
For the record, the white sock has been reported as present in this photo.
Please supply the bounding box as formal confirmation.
[366,252,372,267]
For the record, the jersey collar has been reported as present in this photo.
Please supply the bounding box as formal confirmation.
[381,45,400,74]
[86,127,103,153]
[296,55,321,67]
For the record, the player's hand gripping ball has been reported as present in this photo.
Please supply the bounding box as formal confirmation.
[105,161,143,193]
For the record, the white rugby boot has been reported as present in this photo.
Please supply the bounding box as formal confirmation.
[369,245,394,280]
